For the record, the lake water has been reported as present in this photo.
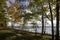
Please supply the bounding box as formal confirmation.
[13,26,60,36]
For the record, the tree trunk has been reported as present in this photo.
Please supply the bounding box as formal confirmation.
[48,1,54,40]
[56,0,59,40]
[41,3,44,35]
[22,18,26,30]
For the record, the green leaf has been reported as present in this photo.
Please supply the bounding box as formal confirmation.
[0,0,2,3]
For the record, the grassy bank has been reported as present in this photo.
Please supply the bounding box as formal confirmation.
[0,28,60,40]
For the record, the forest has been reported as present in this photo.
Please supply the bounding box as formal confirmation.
[0,0,60,40]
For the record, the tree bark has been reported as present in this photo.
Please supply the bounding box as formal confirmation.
[56,0,59,40]
[48,1,54,40]
[41,3,44,35]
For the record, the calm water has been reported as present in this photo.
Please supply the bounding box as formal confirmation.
[13,26,60,36]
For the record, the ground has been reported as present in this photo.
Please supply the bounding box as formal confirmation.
[0,28,60,40]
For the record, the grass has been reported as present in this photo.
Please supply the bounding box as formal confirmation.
[0,28,60,40]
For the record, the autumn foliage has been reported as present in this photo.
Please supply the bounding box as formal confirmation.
[8,3,22,23]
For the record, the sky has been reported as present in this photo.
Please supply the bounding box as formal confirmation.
[7,0,29,7]
[7,0,15,3]
[7,0,32,13]
[19,1,29,7]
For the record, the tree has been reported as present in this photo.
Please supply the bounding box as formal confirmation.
[56,0,59,40]
[41,3,44,35]
[48,0,54,40]
[0,0,7,28]
[8,2,21,23]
